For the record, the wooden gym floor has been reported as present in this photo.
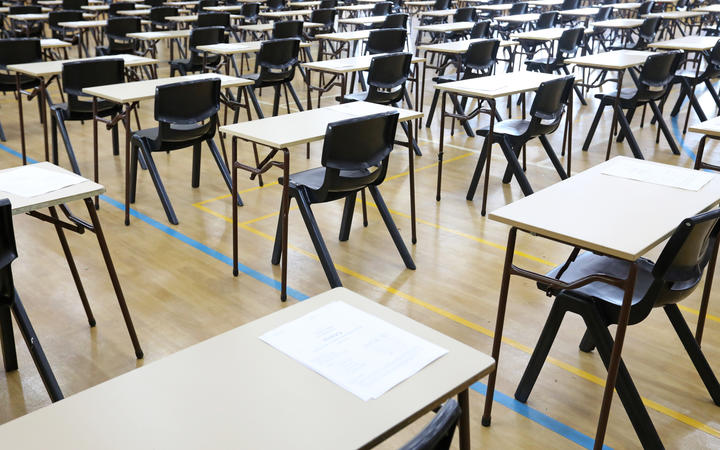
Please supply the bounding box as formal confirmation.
[0,30,718,449]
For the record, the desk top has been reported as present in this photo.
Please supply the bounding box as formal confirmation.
[512,27,568,41]
[435,70,561,98]
[558,7,599,16]
[405,0,437,6]
[417,8,457,17]
[302,54,424,74]
[527,0,564,5]
[490,156,720,261]
[476,3,514,10]
[339,15,387,24]
[126,29,191,40]
[418,37,516,53]
[221,102,422,148]
[336,4,375,10]
[495,13,540,23]
[649,35,720,51]
[196,40,310,55]
[166,14,197,22]
[0,287,493,450]
[315,29,370,41]
[416,20,475,32]
[7,13,48,20]
[235,21,321,31]
[689,115,720,137]
[695,4,720,13]
[259,8,312,18]
[605,2,641,9]
[57,19,107,28]
[642,10,705,19]
[116,8,151,15]
[204,4,245,11]
[566,49,653,69]
[83,73,251,104]
[0,163,103,215]
[8,54,158,78]
[40,38,72,49]
[592,18,644,28]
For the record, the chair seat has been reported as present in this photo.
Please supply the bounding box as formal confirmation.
[0,73,40,92]
[476,119,530,138]
[52,100,122,120]
[133,123,209,152]
[525,56,556,66]
[595,87,639,105]
[432,74,459,84]
[337,91,368,103]
[280,166,373,203]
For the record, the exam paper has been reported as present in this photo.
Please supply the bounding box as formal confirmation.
[600,158,714,191]
[260,301,448,401]
[0,165,86,197]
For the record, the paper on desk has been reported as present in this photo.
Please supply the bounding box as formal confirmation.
[600,158,714,191]
[0,165,85,197]
[260,301,448,401]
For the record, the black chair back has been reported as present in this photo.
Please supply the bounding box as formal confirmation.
[105,17,141,53]
[109,2,136,17]
[464,39,499,75]
[49,10,84,31]
[188,26,224,65]
[366,28,406,54]
[273,20,303,39]
[62,0,87,10]
[196,12,230,28]
[267,0,287,11]
[144,0,165,6]
[0,198,18,304]
[702,40,720,79]
[62,59,125,113]
[365,52,412,105]
[638,16,661,45]
[310,8,336,32]
[509,2,528,15]
[319,0,338,7]
[527,75,574,136]
[537,11,558,29]
[256,38,301,83]
[560,0,579,10]
[241,3,260,21]
[638,1,655,15]
[150,6,179,25]
[382,13,408,28]
[154,78,220,145]
[9,5,41,14]
[196,0,218,12]
[470,20,492,38]
[635,50,682,101]
[319,111,399,192]
[0,38,42,69]
[556,27,584,62]
[399,400,461,450]
[372,1,393,16]
[453,7,476,22]
[432,0,451,11]
[594,6,612,21]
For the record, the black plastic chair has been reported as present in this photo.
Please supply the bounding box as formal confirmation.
[582,51,682,158]
[266,0,287,12]
[557,0,580,26]
[516,208,720,449]
[238,2,260,24]
[273,20,303,39]
[493,2,530,39]
[169,26,224,76]
[196,11,230,28]
[594,6,613,22]
[50,59,124,175]
[421,0,451,25]
[195,0,218,13]
[469,75,575,200]
[149,6,179,31]
[365,27,406,54]
[399,400,461,450]
[525,27,587,104]
[371,1,393,17]
[0,198,63,403]
[307,8,336,37]
[637,0,655,16]
[129,78,237,225]
[271,112,415,288]
[62,0,88,9]
[245,38,303,118]
[0,38,43,142]
[445,7,476,40]
[96,17,142,56]
[381,12,408,29]
[668,40,720,125]
[536,11,558,29]
[611,16,661,50]
[426,39,500,130]
[108,2,136,17]
[48,10,84,44]
[8,6,44,38]
[469,20,492,39]
[319,0,337,7]
[143,0,165,7]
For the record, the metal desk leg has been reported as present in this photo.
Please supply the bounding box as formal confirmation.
[458,389,471,450]
[605,69,624,161]
[15,73,27,165]
[407,118,417,244]
[480,99,496,216]
[436,91,446,201]
[683,51,703,134]
[280,148,290,301]
[232,137,239,277]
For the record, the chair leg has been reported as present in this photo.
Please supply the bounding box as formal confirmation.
[448,93,475,137]
[0,119,5,141]
[295,189,343,288]
[538,135,568,180]
[54,111,82,175]
[0,304,16,371]
[664,304,720,405]
[515,299,567,403]
[649,100,681,155]
[578,328,596,352]
[129,141,139,204]
[368,185,415,270]
[138,143,178,225]
[339,192,356,242]
[466,133,492,201]
[670,81,688,117]
[207,139,242,206]
[400,121,422,156]
[426,90,440,128]
[11,291,63,402]
[247,87,264,119]
[191,143,201,188]
[271,194,283,266]
[287,82,304,112]
[272,86,281,117]
[615,105,645,159]
[616,106,636,143]
[51,113,59,165]
[583,102,607,151]
[111,123,119,156]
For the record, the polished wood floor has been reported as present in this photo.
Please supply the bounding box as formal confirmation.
[0,25,719,449]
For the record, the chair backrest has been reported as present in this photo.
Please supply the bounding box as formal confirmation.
[399,400,461,450]
[154,78,220,143]
[702,39,720,79]
[638,16,661,44]
[49,10,84,29]
[256,38,301,83]
[637,0,654,15]
[62,0,87,10]
[319,111,399,193]
[594,6,612,21]
[470,20,492,38]
[561,0,579,10]
[366,28,406,54]
[267,0,287,11]
[188,26,225,64]
[144,0,165,7]
[365,52,412,104]
[150,6,179,23]
[556,27,584,60]
[648,208,720,306]
[106,16,141,39]
[527,75,574,135]
[432,0,451,11]
[382,13,408,29]
[311,8,336,28]
[62,58,125,111]
[319,0,338,7]
[196,12,230,28]
[453,7,476,22]
[537,11,558,29]
[273,20,303,39]
[241,3,260,20]
[509,2,528,15]
[372,1,393,16]
[0,38,42,67]
[9,5,42,14]
[109,2,136,16]
[635,50,681,100]
[0,198,18,300]
[463,39,499,76]
[196,0,218,11]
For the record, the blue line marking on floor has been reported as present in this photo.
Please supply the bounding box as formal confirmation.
[671,115,698,161]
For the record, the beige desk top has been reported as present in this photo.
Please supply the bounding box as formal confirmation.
[7,13,48,20]
[418,37,516,54]
[339,15,387,24]
[512,27,568,41]
[235,21,321,32]
[417,8,457,17]
[476,3,514,10]
[405,0,437,6]
[115,8,150,15]
[527,0,564,5]
[649,35,720,51]
[259,8,312,18]
[222,102,422,148]
[8,54,158,78]
[81,4,109,11]
[566,49,654,69]
[166,14,197,22]
[435,70,561,98]
[288,0,321,7]
[416,20,475,32]
[592,18,644,28]
[315,29,371,42]
[604,2,641,9]
[204,4,245,11]
[40,38,73,49]
[197,40,310,55]
[164,0,198,5]
[495,12,540,23]
[336,4,375,10]
[127,29,191,40]
[57,19,107,28]
[490,156,720,261]
[83,73,251,104]
[689,115,720,137]
[302,54,424,74]
[643,11,705,19]
[695,4,720,13]
[0,287,492,450]
[36,0,62,5]
[558,7,599,16]
[0,162,104,215]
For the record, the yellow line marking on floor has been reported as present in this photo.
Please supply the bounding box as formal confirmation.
[385,152,473,182]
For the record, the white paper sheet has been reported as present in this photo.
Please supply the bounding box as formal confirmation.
[0,165,86,197]
[600,158,714,191]
[260,301,448,401]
